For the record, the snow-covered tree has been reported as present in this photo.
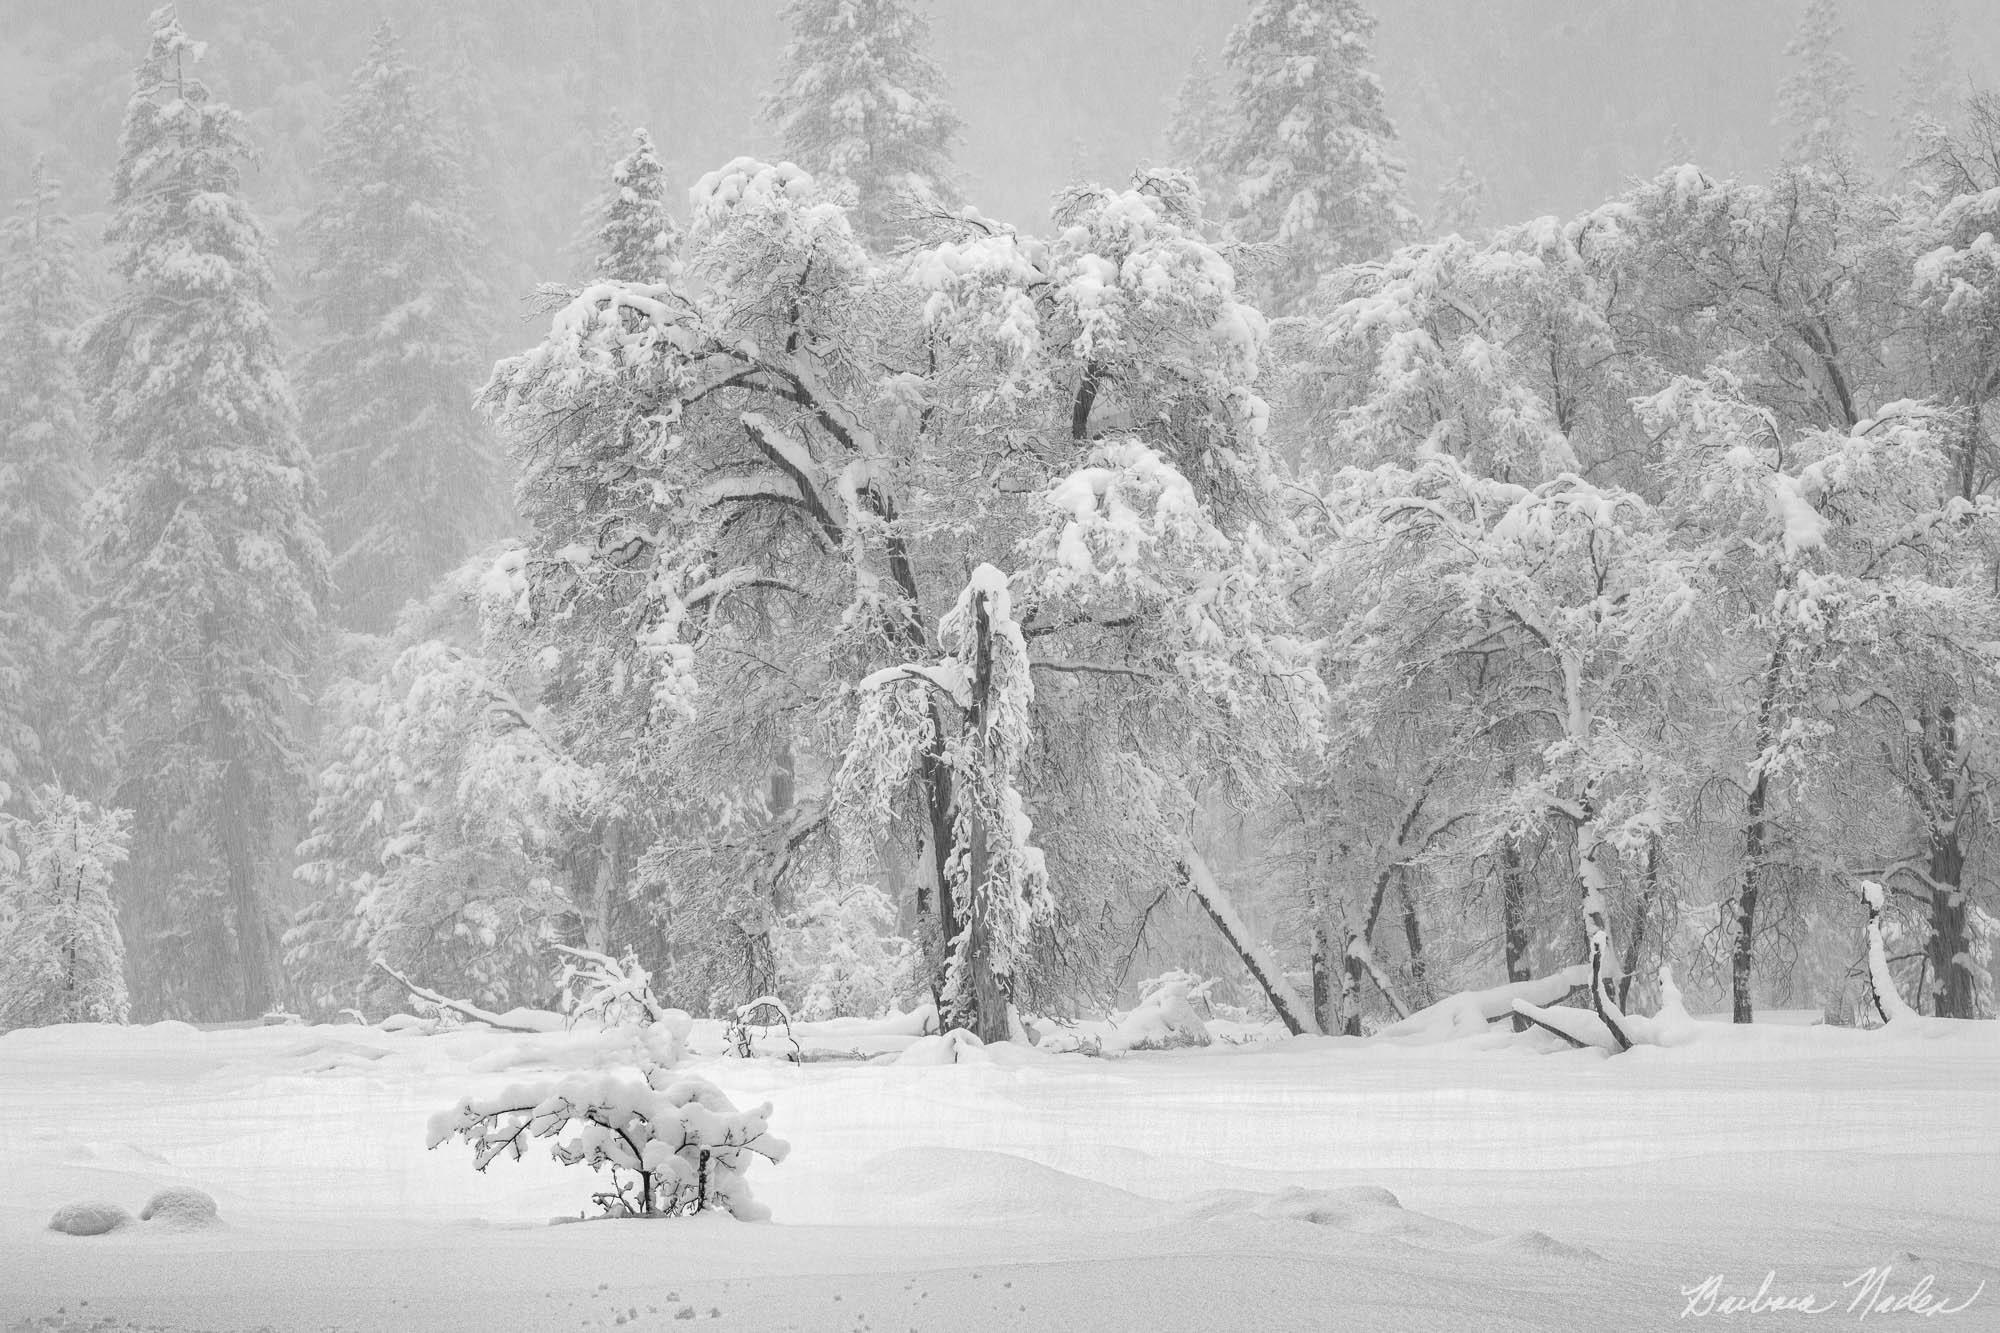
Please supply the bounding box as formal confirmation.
[1432,158,1487,238]
[1205,0,1415,311]
[0,788,132,1029]
[287,559,592,1019]
[79,6,329,1020]
[772,881,916,1019]
[299,21,503,631]
[585,126,680,284]
[0,160,90,801]
[1165,50,1226,199]
[1896,1,1963,171]
[487,161,1316,1038]
[762,0,961,250]
[1776,0,1861,166]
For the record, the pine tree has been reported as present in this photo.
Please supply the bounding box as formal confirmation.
[1432,158,1487,238]
[587,126,681,283]
[0,160,89,802]
[1896,0,1962,170]
[1165,50,1225,199]
[0,788,132,1029]
[1207,0,1415,311]
[762,0,962,249]
[79,6,328,1020]
[300,22,502,632]
[1777,0,1861,165]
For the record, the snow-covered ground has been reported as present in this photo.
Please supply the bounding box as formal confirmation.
[3,1014,1997,1331]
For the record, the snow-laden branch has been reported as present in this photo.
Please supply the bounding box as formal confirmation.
[372,960,552,1033]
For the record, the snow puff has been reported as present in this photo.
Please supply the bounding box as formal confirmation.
[691,157,820,224]
[47,1201,134,1235]
[893,1028,990,1065]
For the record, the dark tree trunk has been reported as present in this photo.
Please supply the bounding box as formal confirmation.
[1735,643,1786,1025]
[1500,834,1531,1032]
[1305,850,1335,1036]
[1922,704,1975,1019]
[1183,848,1314,1036]
[1396,873,1428,1007]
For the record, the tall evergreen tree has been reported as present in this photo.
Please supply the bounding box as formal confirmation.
[1776,0,1861,166]
[762,0,961,249]
[1896,1,1962,170]
[80,6,328,1020]
[1206,0,1414,312]
[587,126,681,283]
[1165,50,1225,200]
[1432,158,1488,238]
[300,22,502,632]
[0,160,89,802]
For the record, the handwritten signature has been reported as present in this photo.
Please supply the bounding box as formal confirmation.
[1681,1268,1985,1319]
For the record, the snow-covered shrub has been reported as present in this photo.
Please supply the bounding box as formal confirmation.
[772,882,916,1020]
[1107,971,1213,1052]
[557,945,675,1029]
[429,1068,789,1220]
[0,788,131,1029]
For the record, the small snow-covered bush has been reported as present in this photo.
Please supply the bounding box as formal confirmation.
[1108,971,1213,1052]
[772,882,916,1020]
[0,789,132,1030]
[429,1068,789,1220]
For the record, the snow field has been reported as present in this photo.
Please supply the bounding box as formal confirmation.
[1,1016,1996,1330]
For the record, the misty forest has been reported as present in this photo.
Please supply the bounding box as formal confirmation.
[3,3,2000,1329]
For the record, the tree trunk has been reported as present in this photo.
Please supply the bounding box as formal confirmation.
[221,759,275,1018]
[1396,872,1428,1007]
[1734,643,1786,1024]
[588,817,623,954]
[1572,805,1630,1051]
[1182,845,1315,1035]
[1305,849,1335,1036]
[961,801,1010,1043]
[916,720,959,1009]
[1921,704,1975,1018]
[1500,834,1531,1032]
[1618,837,1661,1010]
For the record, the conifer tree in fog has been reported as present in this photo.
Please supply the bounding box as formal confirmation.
[79,7,327,1020]
[1776,0,1861,165]
[1204,0,1414,311]
[763,0,961,249]
[0,161,89,802]
[300,22,502,631]
[587,126,680,283]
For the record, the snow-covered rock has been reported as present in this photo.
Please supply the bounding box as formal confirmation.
[48,1201,133,1236]
[140,1186,221,1230]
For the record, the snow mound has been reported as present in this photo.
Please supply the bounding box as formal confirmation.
[140,1186,221,1230]
[1180,1185,1486,1247]
[858,1147,1164,1224]
[47,1201,134,1236]
[1472,1229,1603,1261]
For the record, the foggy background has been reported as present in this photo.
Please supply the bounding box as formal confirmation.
[0,0,1976,313]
